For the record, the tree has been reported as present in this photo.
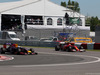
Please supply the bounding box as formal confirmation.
[86,16,100,31]
[90,17,95,31]
[68,0,71,5]
[90,16,100,31]
[67,0,80,12]
[71,1,75,10]
[85,17,91,26]
[60,0,80,12]
[61,1,66,7]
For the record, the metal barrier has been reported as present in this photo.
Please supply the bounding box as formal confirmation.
[1,40,99,50]
[0,40,58,47]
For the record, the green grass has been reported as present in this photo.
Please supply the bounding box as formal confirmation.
[86,49,100,52]
[21,46,54,49]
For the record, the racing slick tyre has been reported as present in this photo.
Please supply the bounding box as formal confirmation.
[17,48,21,52]
[30,48,34,52]
[80,49,86,52]
[0,47,5,54]
[79,46,83,49]
[79,46,86,52]
[72,47,77,52]
[29,48,38,55]
[10,48,16,54]
[35,52,38,55]
[66,46,72,52]
[65,49,69,52]
[16,48,21,55]
[55,46,60,51]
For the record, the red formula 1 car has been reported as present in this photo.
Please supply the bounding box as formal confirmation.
[0,43,38,55]
[55,42,86,52]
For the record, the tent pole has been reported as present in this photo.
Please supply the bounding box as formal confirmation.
[43,0,46,26]
[0,13,1,31]
[21,15,25,38]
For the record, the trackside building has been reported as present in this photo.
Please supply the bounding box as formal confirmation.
[0,0,90,39]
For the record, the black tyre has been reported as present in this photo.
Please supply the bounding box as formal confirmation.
[80,49,86,52]
[55,45,60,51]
[30,48,34,52]
[79,46,83,49]
[0,48,5,54]
[79,46,86,52]
[16,48,21,55]
[35,53,38,55]
[67,46,72,52]
[65,48,69,52]
[17,48,21,52]
[72,47,77,52]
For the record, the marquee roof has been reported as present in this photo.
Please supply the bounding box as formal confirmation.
[0,0,85,17]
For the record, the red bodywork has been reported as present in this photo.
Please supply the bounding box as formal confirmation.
[63,43,79,51]
[57,42,85,52]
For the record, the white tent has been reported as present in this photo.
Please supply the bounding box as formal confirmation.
[0,0,89,30]
[0,0,84,17]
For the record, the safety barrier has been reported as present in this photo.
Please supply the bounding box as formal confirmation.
[0,40,100,50]
[70,42,100,50]
[0,40,58,47]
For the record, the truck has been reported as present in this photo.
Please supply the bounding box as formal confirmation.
[0,31,20,41]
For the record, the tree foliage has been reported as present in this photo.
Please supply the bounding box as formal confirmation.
[60,0,100,32]
[68,0,71,5]
[61,1,66,7]
[86,16,100,31]
[60,0,80,13]
[67,0,80,12]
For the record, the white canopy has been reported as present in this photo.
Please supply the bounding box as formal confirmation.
[0,0,85,17]
[27,24,90,30]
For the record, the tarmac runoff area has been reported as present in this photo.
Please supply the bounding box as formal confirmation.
[0,48,100,67]
[0,48,100,75]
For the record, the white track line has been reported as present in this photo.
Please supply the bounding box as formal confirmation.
[13,52,100,67]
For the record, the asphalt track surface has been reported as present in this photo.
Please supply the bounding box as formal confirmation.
[0,47,100,75]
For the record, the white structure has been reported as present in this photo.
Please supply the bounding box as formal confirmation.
[0,0,89,31]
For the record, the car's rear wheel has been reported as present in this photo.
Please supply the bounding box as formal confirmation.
[72,47,77,52]
[18,48,21,52]
[55,45,60,51]
[0,47,5,54]
[67,46,72,52]
[16,48,21,55]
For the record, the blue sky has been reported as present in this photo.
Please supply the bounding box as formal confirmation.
[0,0,21,3]
[50,0,100,18]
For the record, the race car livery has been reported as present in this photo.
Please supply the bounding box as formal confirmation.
[55,42,86,52]
[0,43,38,55]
